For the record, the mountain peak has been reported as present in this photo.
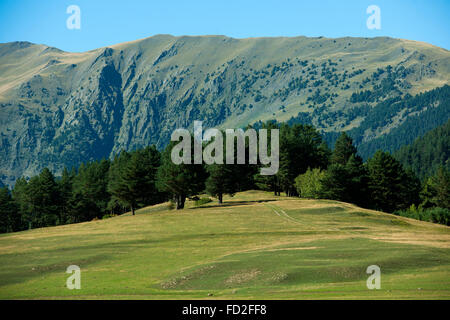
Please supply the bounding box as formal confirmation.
[0,35,449,186]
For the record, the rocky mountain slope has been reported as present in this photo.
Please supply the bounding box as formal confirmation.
[0,35,449,185]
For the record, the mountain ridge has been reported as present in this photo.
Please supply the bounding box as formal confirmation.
[0,35,449,186]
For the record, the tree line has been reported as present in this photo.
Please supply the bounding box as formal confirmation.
[294,132,449,225]
[1,122,449,233]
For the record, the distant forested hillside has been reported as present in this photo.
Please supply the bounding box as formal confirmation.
[0,36,449,186]
[353,85,450,159]
[394,119,450,180]
[295,85,449,159]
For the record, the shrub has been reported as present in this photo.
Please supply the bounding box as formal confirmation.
[295,168,324,199]
[428,207,450,225]
[194,197,212,206]
[394,206,450,226]
[102,213,117,219]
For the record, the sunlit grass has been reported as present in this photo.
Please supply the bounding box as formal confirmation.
[0,191,449,299]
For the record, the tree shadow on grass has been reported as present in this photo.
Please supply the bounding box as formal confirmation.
[0,253,111,287]
[191,199,276,209]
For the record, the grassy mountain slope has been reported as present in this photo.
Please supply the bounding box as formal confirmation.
[0,35,449,185]
[0,191,449,299]
[350,84,450,159]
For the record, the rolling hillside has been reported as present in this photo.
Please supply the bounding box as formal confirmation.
[0,35,450,186]
[0,191,449,299]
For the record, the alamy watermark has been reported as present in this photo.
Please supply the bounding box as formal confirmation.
[170,121,279,175]
[66,265,81,289]
[366,265,381,289]
[66,5,81,30]
[366,5,381,30]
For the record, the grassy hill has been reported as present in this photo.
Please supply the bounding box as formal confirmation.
[1,35,449,186]
[0,190,449,299]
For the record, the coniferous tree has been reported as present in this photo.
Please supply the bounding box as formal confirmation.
[205,130,257,203]
[205,164,237,204]
[253,121,282,195]
[0,187,19,233]
[12,169,61,229]
[330,132,357,165]
[258,122,328,196]
[394,119,450,180]
[234,161,258,191]
[12,177,30,230]
[26,176,42,228]
[36,168,60,226]
[318,141,332,169]
[254,173,280,195]
[367,151,420,212]
[107,151,131,214]
[421,167,450,209]
[58,167,74,224]
[320,133,368,206]
[108,146,162,215]
[156,141,206,209]
[319,163,349,201]
[70,160,110,221]
[345,154,370,207]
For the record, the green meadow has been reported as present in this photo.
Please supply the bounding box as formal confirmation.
[0,191,449,299]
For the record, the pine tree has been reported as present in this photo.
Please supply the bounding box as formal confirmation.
[206,164,238,204]
[58,167,74,224]
[36,168,60,226]
[367,151,420,212]
[70,160,110,221]
[345,154,370,207]
[0,187,19,233]
[320,132,369,206]
[108,146,162,215]
[421,167,450,209]
[330,132,357,165]
[257,122,328,196]
[24,176,41,229]
[205,129,255,203]
[254,121,282,195]
[13,169,61,229]
[156,141,206,209]
[314,133,369,206]
[11,177,29,230]
[319,163,349,201]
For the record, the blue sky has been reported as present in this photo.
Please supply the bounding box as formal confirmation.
[0,0,449,52]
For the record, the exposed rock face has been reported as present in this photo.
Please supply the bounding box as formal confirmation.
[0,35,449,185]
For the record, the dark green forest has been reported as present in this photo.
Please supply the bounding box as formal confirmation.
[394,119,450,180]
[304,85,450,159]
[1,121,449,233]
